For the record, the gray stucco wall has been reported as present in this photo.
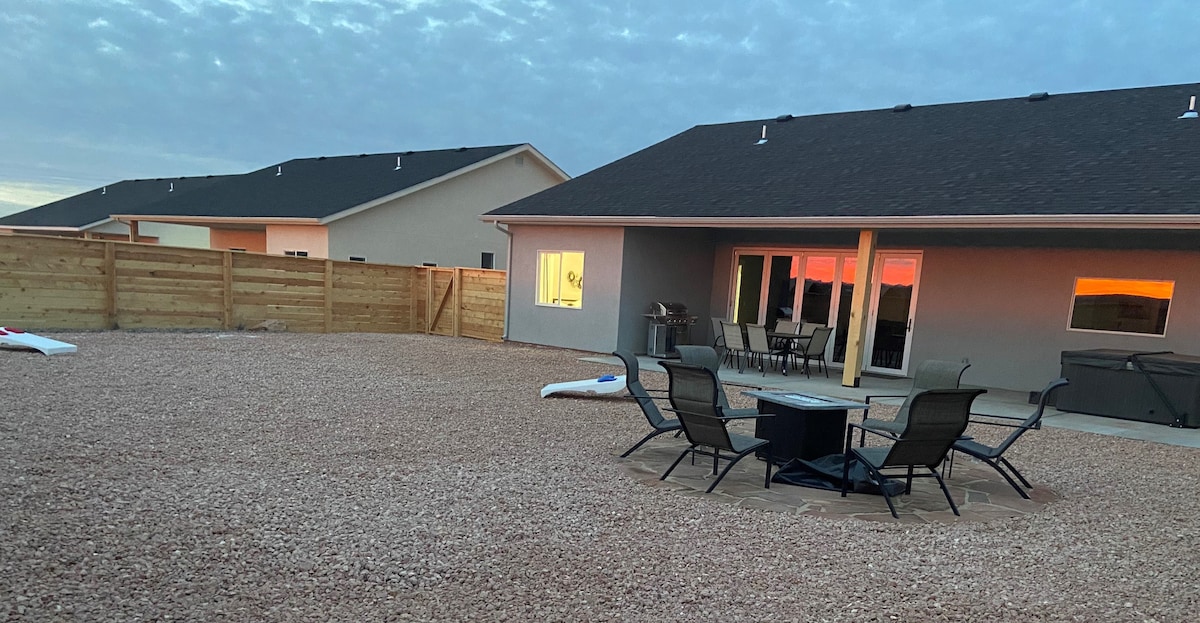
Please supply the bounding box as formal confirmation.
[506,224,625,353]
[617,228,717,354]
[328,154,563,268]
[914,246,1200,392]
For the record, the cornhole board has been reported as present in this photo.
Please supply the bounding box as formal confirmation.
[540,374,626,398]
[0,327,77,355]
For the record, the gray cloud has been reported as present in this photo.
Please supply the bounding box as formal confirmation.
[1,0,1195,215]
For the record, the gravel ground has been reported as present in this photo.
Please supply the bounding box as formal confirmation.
[2,331,1198,622]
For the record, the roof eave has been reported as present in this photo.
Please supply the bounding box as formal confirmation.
[109,215,322,226]
[478,214,1200,230]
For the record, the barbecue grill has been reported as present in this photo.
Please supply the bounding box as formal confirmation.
[644,302,697,358]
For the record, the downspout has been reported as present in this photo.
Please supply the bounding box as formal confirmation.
[494,222,513,341]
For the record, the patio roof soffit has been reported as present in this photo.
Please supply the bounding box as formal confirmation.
[479,214,1200,230]
[109,215,322,227]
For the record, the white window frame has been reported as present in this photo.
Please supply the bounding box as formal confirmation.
[536,250,584,309]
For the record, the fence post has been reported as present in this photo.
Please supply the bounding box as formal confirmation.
[103,242,117,329]
[222,251,234,330]
[453,267,463,337]
[324,260,334,333]
[425,267,433,334]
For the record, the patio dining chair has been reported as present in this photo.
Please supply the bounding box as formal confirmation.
[950,377,1069,499]
[842,388,987,518]
[675,345,760,417]
[612,350,682,458]
[795,326,833,379]
[657,360,774,493]
[720,321,748,371]
[858,359,971,445]
[745,324,787,376]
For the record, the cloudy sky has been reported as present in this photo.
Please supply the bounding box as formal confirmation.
[0,0,1194,216]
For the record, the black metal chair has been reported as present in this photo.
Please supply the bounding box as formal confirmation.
[795,326,833,378]
[657,361,774,493]
[842,388,986,518]
[950,378,1069,499]
[612,350,682,458]
[859,359,971,445]
[719,321,748,371]
[674,345,759,417]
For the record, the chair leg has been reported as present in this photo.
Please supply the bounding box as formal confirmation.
[999,457,1034,489]
[841,428,855,498]
[705,447,758,493]
[661,445,697,481]
[621,428,670,458]
[931,469,961,516]
[870,466,901,519]
[985,457,1032,499]
[763,443,773,489]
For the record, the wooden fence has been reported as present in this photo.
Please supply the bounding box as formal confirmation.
[0,234,506,340]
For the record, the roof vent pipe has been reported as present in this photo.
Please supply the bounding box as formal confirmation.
[394,156,402,170]
[1180,95,1198,119]
[169,182,174,192]
[101,186,106,195]
[276,166,282,176]
[755,125,768,145]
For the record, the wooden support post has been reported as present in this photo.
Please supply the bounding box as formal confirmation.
[103,242,117,329]
[425,267,433,334]
[128,220,139,243]
[323,260,334,333]
[222,251,234,330]
[452,267,463,337]
[841,230,877,388]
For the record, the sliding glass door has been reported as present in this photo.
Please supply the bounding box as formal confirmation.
[730,249,921,375]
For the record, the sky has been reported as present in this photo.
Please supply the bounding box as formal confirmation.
[1,0,1195,217]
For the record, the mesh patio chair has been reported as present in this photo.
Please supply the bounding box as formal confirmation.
[657,360,774,493]
[720,321,748,371]
[612,350,682,458]
[675,345,759,417]
[842,388,987,518]
[859,359,971,445]
[710,317,726,350]
[795,326,833,379]
[950,378,1069,499]
[745,323,787,376]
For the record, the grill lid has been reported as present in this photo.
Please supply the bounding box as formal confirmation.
[650,301,689,316]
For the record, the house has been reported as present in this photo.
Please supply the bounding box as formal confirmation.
[482,83,1200,393]
[3,144,568,268]
[0,175,230,246]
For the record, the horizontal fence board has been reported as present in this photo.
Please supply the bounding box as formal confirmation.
[0,235,506,336]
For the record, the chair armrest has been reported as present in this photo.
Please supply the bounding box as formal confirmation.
[864,393,907,404]
[846,421,899,441]
[966,417,1038,431]
[721,412,774,421]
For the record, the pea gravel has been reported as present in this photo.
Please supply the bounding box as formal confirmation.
[2,332,1197,622]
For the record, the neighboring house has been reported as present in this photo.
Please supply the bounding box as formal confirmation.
[0,176,228,247]
[483,83,1200,392]
[2,144,568,269]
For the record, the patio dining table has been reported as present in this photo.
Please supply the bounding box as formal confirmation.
[767,331,811,376]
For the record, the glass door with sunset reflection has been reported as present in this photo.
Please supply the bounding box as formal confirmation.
[731,250,922,375]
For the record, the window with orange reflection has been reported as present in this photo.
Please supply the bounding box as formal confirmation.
[1069,278,1173,336]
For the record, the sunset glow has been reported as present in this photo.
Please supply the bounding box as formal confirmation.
[1075,278,1173,300]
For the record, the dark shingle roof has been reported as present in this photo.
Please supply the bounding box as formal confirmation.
[128,146,520,220]
[486,83,1200,219]
[1,145,523,228]
[0,176,230,228]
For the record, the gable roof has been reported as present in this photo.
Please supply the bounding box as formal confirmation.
[484,83,1200,228]
[0,175,231,229]
[119,145,530,223]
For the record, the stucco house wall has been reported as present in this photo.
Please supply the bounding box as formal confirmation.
[266,224,330,258]
[210,229,267,253]
[328,154,563,268]
[506,224,625,352]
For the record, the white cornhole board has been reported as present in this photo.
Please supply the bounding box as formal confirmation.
[0,327,78,355]
[540,374,626,398]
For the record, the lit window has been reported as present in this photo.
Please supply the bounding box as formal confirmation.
[1069,278,1173,336]
[537,251,584,308]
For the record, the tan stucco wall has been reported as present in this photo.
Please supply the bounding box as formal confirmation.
[266,224,329,258]
[914,246,1200,392]
[506,224,625,353]
[327,153,563,268]
[210,229,267,253]
[88,221,210,248]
